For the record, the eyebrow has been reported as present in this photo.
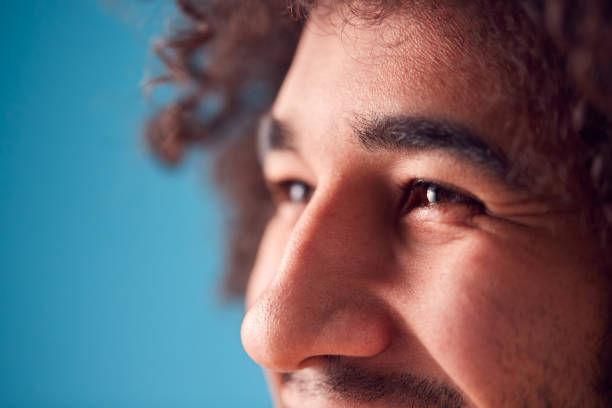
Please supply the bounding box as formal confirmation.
[258,113,510,181]
[257,114,295,161]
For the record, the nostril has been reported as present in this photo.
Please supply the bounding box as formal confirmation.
[296,354,336,370]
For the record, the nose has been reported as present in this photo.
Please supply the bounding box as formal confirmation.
[240,188,395,372]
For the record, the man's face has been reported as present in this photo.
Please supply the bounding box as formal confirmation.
[240,4,610,407]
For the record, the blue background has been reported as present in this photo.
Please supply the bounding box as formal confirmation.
[0,1,270,406]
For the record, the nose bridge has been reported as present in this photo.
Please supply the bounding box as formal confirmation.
[241,183,394,372]
[281,189,362,280]
[274,178,385,302]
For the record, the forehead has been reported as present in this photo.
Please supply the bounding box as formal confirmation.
[271,3,540,158]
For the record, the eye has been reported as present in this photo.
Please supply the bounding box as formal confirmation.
[400,180,485,215]
[268,180,313,206]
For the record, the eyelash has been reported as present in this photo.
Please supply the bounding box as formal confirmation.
[268,179,485,215]
[400,180,485,214]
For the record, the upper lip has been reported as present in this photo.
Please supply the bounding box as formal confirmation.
[270,357,467,408]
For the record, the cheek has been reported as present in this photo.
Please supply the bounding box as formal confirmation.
[399,230,607,406]
[398,238,535,403]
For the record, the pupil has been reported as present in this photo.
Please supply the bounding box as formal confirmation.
[289,183,306,202]
[426,185,438,204]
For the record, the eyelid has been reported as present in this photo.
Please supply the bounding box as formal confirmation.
[409,179,482,202]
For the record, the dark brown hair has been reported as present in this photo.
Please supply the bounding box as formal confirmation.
[145,0,612,296]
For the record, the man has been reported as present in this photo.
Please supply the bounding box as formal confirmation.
[147,0,612,406]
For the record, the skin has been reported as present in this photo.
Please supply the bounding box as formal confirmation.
[240,3,610,407]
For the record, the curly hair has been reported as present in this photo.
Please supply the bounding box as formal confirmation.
[145,0,612,297]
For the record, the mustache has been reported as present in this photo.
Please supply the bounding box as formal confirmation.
[281,356,466,408]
